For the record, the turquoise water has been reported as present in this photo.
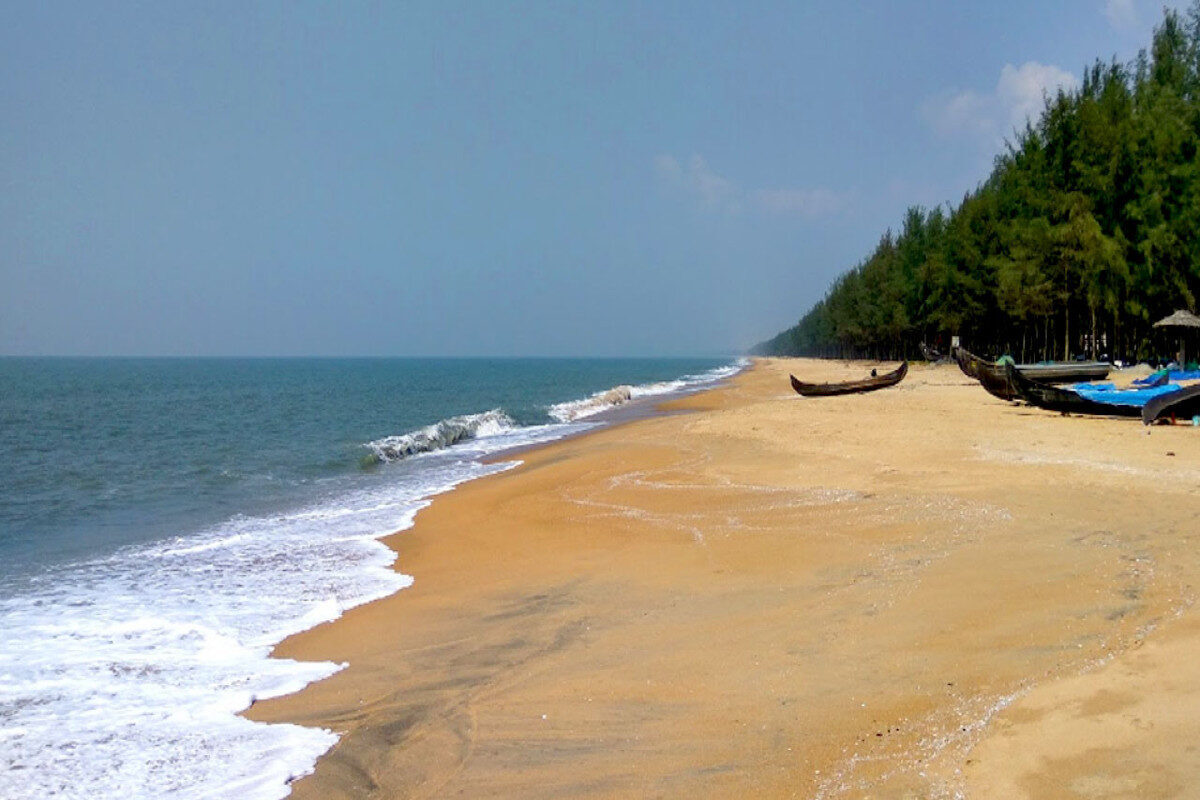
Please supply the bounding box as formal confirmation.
[0,356,741,800]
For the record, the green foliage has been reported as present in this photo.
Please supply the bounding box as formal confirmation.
[754,4,1200,362]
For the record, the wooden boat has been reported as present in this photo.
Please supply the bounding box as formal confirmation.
[920,343,948,363]
[955,349,1016,400]
[1019,361,1111,382]
[954,348,982,380]
[957,348,1110,385]
[1006,364,1141,417]
[976,364,1019,401]
[1143,383,1200,425]
[957,348,1113,404]
[790,361,908,397]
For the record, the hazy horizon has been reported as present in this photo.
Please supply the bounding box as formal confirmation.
[2,1,1186,357]
[0,353,743,360]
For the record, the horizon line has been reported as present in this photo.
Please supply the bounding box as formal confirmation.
[0,352,746,360]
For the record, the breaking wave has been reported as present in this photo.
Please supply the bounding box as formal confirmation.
[549,358,748,422]
[548,385,634,422]
[364,409,517,463]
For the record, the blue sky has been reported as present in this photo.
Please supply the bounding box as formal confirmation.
[0,1,1188,356]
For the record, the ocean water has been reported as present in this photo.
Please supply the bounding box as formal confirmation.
[0,357,742,800]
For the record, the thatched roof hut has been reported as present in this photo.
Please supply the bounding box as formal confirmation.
[1153,309,1200,365]
[1153,309,1200,329]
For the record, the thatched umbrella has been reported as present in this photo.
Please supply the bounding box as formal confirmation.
[1153,309,1200,365]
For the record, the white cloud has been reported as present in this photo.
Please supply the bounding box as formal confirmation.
[1104,0,1138,32]
[923,61,1079,147]
[654,154,736,210]
[655,153,843,218]
[923,90,993,140]
[997,62,1078,129]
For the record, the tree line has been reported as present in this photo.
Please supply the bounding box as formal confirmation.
[755,5,1200,363]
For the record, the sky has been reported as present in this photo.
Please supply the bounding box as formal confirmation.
[0,0,1191,356]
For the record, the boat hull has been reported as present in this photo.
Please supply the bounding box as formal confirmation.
[790,361,908,397]
[956,349,1017,400]
[1143,384,1200,425]
[956,349,1111,401]
[1006,364,1141,417]
[1018,362,1111,382]
[954,348,982,380]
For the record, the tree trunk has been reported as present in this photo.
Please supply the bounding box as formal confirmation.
[1063,304,1070,361]
[1090,306,1097,360]
[1113,309,1120,363]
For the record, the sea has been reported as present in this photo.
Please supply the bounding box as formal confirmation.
[0,356,744,800]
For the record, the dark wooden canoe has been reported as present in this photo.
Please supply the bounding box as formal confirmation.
[954,347,982,380]
[1006,364,1141,417]
[1143,383,1200,425]
[790,361,908,397]
[958,348,1112,402]
[920,343,947,363]
[956,349,1016,400]
[960,350,1016,401]
[976,364,1019,402]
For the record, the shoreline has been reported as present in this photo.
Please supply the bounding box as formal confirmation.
[248,358,1200,798]
[477,373,731,465]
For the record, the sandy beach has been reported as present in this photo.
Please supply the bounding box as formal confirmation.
[247,358,1200,799]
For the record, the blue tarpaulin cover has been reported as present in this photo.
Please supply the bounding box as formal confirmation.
[1071,382,1183,406]
[1133,369,1200,386]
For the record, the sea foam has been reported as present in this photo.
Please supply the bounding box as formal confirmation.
[364,409,516,462]
[0,424,588,800]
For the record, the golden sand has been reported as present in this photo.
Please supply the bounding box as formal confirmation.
[247,359,1200,798]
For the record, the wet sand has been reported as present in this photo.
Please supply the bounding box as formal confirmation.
[247,358,1200,798]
